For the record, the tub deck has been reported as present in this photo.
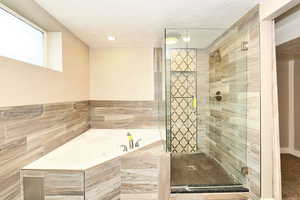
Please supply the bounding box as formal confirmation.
[21,129,165,200]
[23,129,161,170]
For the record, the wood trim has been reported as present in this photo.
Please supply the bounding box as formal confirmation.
[260,19,275,198]
[262,2,300,200]
[288,58,295,152]
[271,20,282,200]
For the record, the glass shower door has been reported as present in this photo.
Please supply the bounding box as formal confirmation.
[165,28,249,193]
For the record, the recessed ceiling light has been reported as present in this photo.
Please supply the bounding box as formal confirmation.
[166,37,178,45]
[107,36,116,41]
[182,36,191,42]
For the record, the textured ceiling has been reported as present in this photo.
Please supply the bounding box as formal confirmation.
[35,0,260,48]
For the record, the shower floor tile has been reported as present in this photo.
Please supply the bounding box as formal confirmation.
[171,153,236,186]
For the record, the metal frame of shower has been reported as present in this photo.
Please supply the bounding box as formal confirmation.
[163,27,250,194]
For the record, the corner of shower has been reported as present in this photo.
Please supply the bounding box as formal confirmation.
[161,28,249,194]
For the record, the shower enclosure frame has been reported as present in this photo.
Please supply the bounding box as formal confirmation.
[163,28,249,193]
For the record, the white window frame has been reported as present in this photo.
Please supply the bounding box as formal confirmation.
[0,3,48,67]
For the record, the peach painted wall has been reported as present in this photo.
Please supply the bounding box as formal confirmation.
[0,0,89,107]
[89,48,154,101]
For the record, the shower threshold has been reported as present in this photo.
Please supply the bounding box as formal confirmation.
[171,184,249,193]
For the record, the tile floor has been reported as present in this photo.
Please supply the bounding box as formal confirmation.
[281,154,300,200]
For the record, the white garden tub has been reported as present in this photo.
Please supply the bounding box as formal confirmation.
[23,129,161,170]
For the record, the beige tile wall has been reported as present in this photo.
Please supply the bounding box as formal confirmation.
[21,169,85,200]
[0,101,89,200]
[89,101,158,129]
[196,50,210,153]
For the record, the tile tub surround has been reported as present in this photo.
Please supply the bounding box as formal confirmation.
[121,142,164,200]
[21,170,85,200]
[21,141,166,200]
[89,100,158,129]
[207,7,260,200]
[0,101,89,200]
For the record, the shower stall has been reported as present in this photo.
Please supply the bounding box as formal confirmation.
[161,28,250,193]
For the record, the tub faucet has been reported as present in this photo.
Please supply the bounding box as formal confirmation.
[135,139,142,148]
[127,132,134,149]
[120,145,128,152]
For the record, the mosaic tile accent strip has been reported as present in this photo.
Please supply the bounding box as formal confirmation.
[171,49,197,72]
[169,49,197,153]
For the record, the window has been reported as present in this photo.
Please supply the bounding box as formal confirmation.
[0,4,45,66]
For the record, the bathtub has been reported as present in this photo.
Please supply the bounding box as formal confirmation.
[21,129,167,200]
[23,129,162,170]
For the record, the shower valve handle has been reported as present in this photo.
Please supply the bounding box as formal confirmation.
[215,91,222,101]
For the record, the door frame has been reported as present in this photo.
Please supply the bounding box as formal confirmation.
[260,1,300,200]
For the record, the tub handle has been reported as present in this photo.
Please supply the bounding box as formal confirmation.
[135,139,142,148]
[120,145,128,152]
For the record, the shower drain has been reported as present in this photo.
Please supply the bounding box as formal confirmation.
[186,165,197,171]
